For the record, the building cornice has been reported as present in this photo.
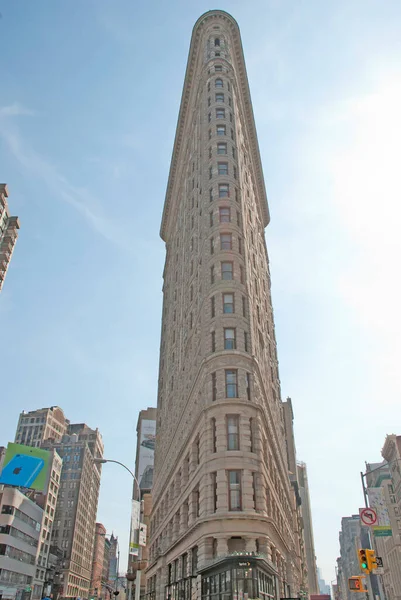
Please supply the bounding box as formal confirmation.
[160,10,270,242]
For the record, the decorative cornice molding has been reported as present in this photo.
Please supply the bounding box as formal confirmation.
[160,10,270,242]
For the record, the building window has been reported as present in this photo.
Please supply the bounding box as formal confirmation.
[216,108,225,119]
[211,418,217,452]
[210,237,214,254]
[250,418,254,452]
[220,233,232,250]
[209,166,213,179]
[224,328,236,350]
[242,296,246,317]
[227,415,239,450]
[208,97,211,107]
[219,183,229,198]
[217,125,226,136]
[218,162,228,175]
[208,112,211,123]
[233,165,237,179]
[221,262,233,280]
[252,472,257,509]
[211,331,216,352]
[225,370,238,397]
[223,293,234,313]
[190,285,193,302]
[232,146,236,159]
[210,211,214,227]
[211,265,215,284]
[238,237,242,254]
[215,64,222,72]
[216,93,224,103]
[215,51,221,57]
[219,207,231,223]
[215,78,223,88]
[190,313,193,329]
[210,188,213,202]
[212,372,217,401]
[215,38,220,46]
[209,128,212,140]
[217,142,227,155]
[211,295,215,318]
[208,81,211,92]
[244,331,249,352]
[236,210,240,226]
[228,470,241,510]
[209,146,212,159]
[229,96,232,107]
[211,472,218,512]
[240,266,244,284]
[246,373,251,400]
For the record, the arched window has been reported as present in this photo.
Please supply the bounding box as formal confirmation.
[215,38,220,46]
[215,78,223,88]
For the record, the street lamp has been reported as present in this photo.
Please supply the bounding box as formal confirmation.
[93,458,144,600]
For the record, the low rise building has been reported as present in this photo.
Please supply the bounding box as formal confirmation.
[0,487,43,600]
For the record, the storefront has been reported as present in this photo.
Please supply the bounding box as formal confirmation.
[199,554,277,600]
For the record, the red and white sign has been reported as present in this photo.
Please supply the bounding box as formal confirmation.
[360,507,378,526]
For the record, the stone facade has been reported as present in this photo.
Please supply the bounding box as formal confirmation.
[147,9,303,600]
[91,523,106,597]
[380,436,401,599]
[0,184,20,293]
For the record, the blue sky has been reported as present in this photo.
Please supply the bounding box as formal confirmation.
[1,0,401,584]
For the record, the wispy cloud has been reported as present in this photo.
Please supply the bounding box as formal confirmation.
[0,104,129,248]
[0,103,36,117]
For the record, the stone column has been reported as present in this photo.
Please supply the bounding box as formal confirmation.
[215,414,226,452]
[216,469,228,513]
[198,537,213,569]
[240,415,251,452]
[242,469,255,511]
[216,537,228,558]
[180,501,188,534]
[244,537,257,553]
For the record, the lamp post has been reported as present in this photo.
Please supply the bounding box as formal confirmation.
[94,458,143,600]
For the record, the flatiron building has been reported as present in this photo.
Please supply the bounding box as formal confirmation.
[147,10,304,600]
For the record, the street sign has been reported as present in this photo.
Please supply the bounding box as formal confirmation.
[359,507,377,527]
[376,556,383,568]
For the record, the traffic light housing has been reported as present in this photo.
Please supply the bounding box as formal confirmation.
[358,548,370,573]
[366,549,377,571]
[358,548,377,573]
[349,576,367,592]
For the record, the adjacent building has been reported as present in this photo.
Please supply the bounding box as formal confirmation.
[337,516,361,600]
[129,408,156,598]
[42,426,104,599]
[91,523,107,597]
[297,462,319,595]
[14,407,69,448]
[13,408,104,600]
[147,10,305,599]
[31,450,63,600]
[0,184,20,292]
[0,487,43,600]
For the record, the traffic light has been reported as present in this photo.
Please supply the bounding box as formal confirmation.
[366,549,377,571]
[358,548,370,573]
[348,576,367,592]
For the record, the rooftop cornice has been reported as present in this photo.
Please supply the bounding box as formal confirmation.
[160,10,270,242]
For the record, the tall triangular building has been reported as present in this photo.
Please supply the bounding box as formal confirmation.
[147,10,305,599]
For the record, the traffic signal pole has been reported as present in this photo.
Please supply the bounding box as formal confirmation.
[360,471,387,600]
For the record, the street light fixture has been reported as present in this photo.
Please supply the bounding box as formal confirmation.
[93,458,144,600]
